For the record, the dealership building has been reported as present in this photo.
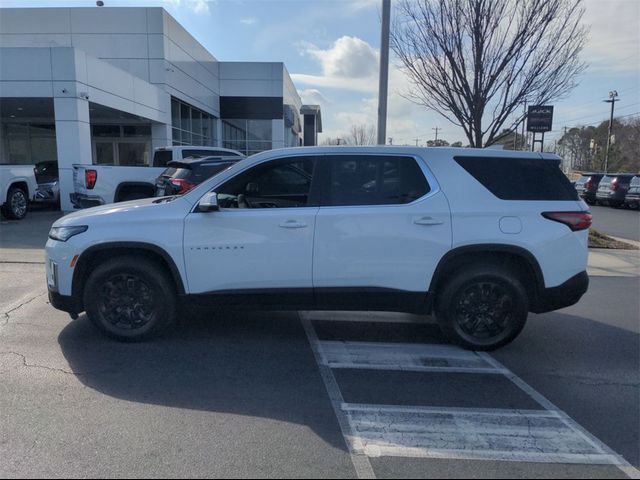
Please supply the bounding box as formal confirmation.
[0,7,322,210]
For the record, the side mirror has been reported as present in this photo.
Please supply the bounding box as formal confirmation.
[198,192,219,212]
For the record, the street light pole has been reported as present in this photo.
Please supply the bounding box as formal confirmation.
[603,90,619,174]
[377,0,391,145]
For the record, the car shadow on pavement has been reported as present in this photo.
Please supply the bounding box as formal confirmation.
[57,309,349,452]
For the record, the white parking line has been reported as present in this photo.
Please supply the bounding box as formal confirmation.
[300,316,376,479]
[341,403,619,464]
[303,317,640,478]
[478,353,640,478]
[319,341,507,374]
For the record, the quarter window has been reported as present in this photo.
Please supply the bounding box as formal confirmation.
[217,157,315,209]
[323,155,430,206]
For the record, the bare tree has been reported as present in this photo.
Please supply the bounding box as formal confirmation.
[347,124,377,145]
[391,0,588,147]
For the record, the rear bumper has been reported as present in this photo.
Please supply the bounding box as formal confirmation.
[625,194,640,205]
[579,191,596,202]
[531,271,589,313]
[70,193,104,209]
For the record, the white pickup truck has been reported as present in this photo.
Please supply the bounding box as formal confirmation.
[0,165,38,220]
[71,146,243,208]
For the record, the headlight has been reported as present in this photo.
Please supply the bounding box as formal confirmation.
[48,225,88,242]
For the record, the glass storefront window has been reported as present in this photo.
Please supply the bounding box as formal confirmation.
[123,125,151,137]
[90,124,151,166]
[95,142,115,165]
[1,123,57,165]
[171,97,215,146]
[118,143,148,166]
[222,119,272,156]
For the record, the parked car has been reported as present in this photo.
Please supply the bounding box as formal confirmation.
[624,175,640,209]
[0,164,37,220]
[155,156,242,197]
[71,146,243,208]
[574,173,603,204]
[46,147,590,351]
[34,161,60,208]
[595,173,635,207]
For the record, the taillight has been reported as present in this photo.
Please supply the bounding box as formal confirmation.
[170,178,196,194]
[85,170,98,190]
[610,178,619,191]
[542,211,592,232]
[585,180,593,190]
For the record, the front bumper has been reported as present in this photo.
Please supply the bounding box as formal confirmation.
[48,288,83,315]
[531,271,589,313]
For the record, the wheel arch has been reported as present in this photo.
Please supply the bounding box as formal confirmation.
[427,244,545,313]
[114,182,155,202]
[6,180,29,200]
[72,242,186,309]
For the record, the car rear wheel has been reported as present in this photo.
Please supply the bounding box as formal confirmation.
[435,265,528,351]
[1,186,28,220]
[84,256,176,341]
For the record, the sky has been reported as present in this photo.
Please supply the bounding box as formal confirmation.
[2,0,639,146]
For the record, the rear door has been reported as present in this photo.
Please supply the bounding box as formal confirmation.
[312,153,452,300]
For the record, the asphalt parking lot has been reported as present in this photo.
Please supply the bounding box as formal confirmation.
[1,209,638,478]
[589,205,640,242]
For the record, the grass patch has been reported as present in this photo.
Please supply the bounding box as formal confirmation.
[589,229,638,250]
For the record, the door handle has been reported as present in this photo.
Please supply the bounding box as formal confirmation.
[279,220,308,229]
[414,216,444,226]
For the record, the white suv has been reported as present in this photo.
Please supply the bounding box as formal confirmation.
[46,147,590,350]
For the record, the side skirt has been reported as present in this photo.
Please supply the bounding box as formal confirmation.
[187,287,429,314]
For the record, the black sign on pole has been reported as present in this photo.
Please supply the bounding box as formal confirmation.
[527,105,554,132]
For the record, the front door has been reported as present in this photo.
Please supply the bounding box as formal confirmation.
[183,156,319,297]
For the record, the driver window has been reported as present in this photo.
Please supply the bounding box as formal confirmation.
[217,157,315,209]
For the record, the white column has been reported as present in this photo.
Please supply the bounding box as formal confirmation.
[152,123,172,152]
[54,96,91,212]
[271,119,285,149]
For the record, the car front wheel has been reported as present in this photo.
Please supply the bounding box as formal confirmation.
[84,256,177,341]
[435,265,528,351]
[1,186,28,220]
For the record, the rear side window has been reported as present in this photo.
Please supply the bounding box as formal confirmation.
[190,163,234,183]
[153,150,172,167]
[454,156,578,201]
[323,155,430,206]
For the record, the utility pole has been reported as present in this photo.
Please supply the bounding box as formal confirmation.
[414,138,420,147]
[432,127,441,144]
[521,100,527,150]
[377,0,391,145]
[603,90,619,174]
[388,137,393,145]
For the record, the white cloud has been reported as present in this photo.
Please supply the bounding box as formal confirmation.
[295,35,466,145]
[298,89,332,106]
[581,0,639,73]
[291,73,377,93]
[300,36,379,79]
[240,17,258,26]
[164,0,211,15]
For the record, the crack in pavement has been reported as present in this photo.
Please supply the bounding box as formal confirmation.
[2,291,48,327]
[0,351,117,377]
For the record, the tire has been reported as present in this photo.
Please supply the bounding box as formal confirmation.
[434,264,529,351]
[1,186,29,220]
[83,256,177,341]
